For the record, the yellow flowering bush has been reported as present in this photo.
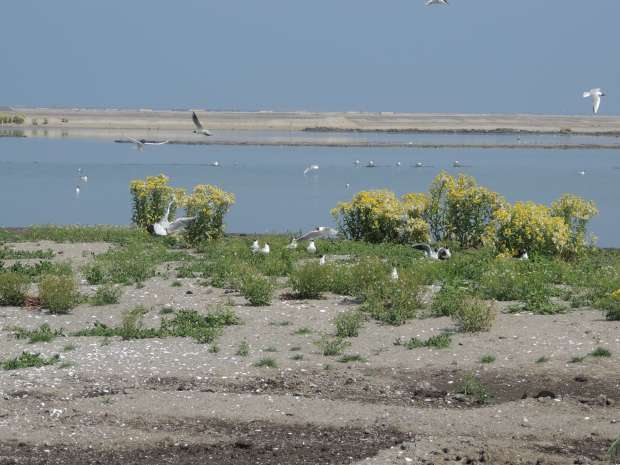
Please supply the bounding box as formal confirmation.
[184,184,235,244]
[488,201,570,256]
[425,172,451,241]
[129,174,185,229]
[331,190,405,243]
[551,194,598,255]
[443,174,507,248]
[399,192,431,244]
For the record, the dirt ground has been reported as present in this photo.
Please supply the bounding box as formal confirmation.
[0,242,618,465]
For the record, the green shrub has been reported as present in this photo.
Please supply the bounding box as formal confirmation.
[2,352,60,370]
[480,354,496,364]
[431,283,470,317]
[361,270,422,325]
[13,324,64,343]
[451,297,496,332]
[334,310,365,338]
[183,184,235,244]
[289,262,330,299]
[236,340,250,357]
[606,306,620,321]
[338,354,367,363]
[91,284,122,306]
[590,347,611,358]
[314,335,350,356]
[39,274,79,313]
[550,194,598,257]
[0,272,29,306]
[457,373,490,404]
[404,333,452,349]
[254,357,278,368]
[240,273,274,306]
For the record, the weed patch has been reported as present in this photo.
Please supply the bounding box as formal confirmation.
[2,352,59,370]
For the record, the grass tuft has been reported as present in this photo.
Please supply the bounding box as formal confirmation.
[2,352,59,370]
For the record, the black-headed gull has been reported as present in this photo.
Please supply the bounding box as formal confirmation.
[297,226,339,241]
[413,243,451,260]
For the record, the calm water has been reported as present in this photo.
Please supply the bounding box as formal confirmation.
[1,137,619,246]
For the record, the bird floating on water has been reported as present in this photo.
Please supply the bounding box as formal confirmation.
[192,111,212,136]
[151,200,197,236]
[452,160,461,167]
[260,243,270,255]
[126,136,170,151]
[80,175,88,183]
[251,240,260,253]
[307,240,317,254]
[415,162,424,168]
[209,161,220,167]
[319,255,326,266]
[366,160,376,168]
[579,170,586,176]
[75,185,80,197]
[297,226,339,241]
[304,164,320,175]
[354,160,360,166]
[345,183,350,189]
[413,243,451,260]
[286,238,298,249]
[396,161,401,167]
[582,88,605,115]
[391,267,399,281]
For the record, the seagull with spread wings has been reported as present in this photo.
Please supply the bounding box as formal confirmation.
[192,111,212,136]
[582,88,605,115]
[151,200,197,236]
[126,137,170,151]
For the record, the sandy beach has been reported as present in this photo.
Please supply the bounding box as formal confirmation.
[3,108,620,148]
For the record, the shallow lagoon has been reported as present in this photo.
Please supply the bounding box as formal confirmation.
[1,137,618,245]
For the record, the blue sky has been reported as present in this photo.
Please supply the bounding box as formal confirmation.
[1,0,618,114]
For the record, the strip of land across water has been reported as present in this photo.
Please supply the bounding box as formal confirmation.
[2,107,620,148]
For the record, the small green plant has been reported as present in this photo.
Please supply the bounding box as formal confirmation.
[254,357,278,368]
[0,272,30,306]
[314,335,350,356]
[91,284,122,306]
[289,262,330,299]
[361,271,422,325]
[39,274,79,313]
[290,346,301,351]
[63,343,77,352]
[431,283,470,317]
[334,310,365,338]
[337,354,367,363]
[208,343,220,353]
[160,307,175,315]
[270,320,291,327]
[451,297,496,332]
[480,354,496,364]
[536,356,549,364]
[13,324,64,343]
[404,333,452,350]
[608,438,619,463]
[293,327,313,336]
[236,340,250,357]
[291,354,304,361]
[2,352,60,370]
[240,273,274,306]
[457,373,490,404]
[171,280,182,287]
[569,355,586,363]
[590,347,611,358]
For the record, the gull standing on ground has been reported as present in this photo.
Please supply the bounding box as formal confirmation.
[126,137,170,151]
[151,200,197,236]
[192,111,212,136]
[515,250,529,261]
[391,267,399,281]
[413,243,451,260]
[260,243,270,255]
[307,240,317,254]
[297,226,339,241]
[319,255,326,266]
[582,88,605,114]
[287,238,298,249]
[251,240,260,253]
[304,164,320,175]
[426,0,448,5]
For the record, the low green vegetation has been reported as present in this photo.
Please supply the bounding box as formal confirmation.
[0,113,25,125]
[39,274,80,313]
[0,247,54,259]
[293,327,313,336]
[0,272,30,306]
[240,272,274,306]
[12,324,64,343]
[91,284,122,306]
[334,310,365,338]
[457,373,490,404]
[338,354,367,363]
[451,297,496,332]
[314,335,350,356]
[403,333,452,350]
[590,347,611,358]
[236,340,250,357]
[254,357,278,368]
[480,354,496,364]
[0,261,72,282]
[2,352,60,370]
[289,262,330,299]
[535,356,549,364]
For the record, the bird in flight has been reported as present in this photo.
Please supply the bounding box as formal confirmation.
[192,111,212,136]
[304,164,320,175]
[297,226,339,241]
[426,0,448,5]
[126,137,169,151]
[151,200,197,236]
[582,88,605,115]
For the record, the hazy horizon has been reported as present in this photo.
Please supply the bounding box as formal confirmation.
[1,1,619,115]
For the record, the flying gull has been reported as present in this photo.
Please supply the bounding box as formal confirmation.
[304,164,320,175]
[297,226,339,241]
[151,200,197,236]
[192,111,212,136]
[582,88,605,114]
[126,136,170,151]
[426,0,448,5]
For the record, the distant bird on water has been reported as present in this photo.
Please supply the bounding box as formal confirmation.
[583,88,605,114]
[209,161,220,167]
[297,226,339,241]
[366,160,376,168]
[304,164,320,175]
[126,136,169,151]
[579,170,586,176]
[75,185,80,197]
[415,162,424,168]
[413,243,451,260]
[354,160,361,166]
[151,200,197,236]
[80,175,88,183]
[192,111,212,136]
[426,0,448,5]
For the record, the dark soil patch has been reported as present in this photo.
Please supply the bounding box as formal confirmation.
[0,420,408,465]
